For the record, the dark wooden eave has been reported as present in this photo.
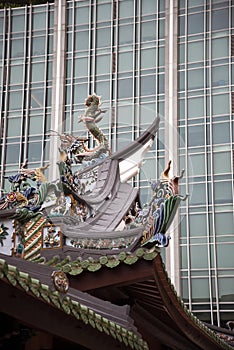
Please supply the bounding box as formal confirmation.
[82,254,232,350]
[0,253,146,350]
[0,251,231,350]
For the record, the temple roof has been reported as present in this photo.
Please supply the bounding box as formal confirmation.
[0,251,232,350]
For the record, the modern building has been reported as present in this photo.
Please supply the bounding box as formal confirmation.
[0,0,233,330]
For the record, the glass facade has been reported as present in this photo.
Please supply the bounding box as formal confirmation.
[0,4,54,191]
[178,0,234,326]
[0,0,233,328]
[64,0,165,203]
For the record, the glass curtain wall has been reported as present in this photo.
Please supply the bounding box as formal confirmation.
[178,0,234,327]
[65,0,165,204]
[0,4,54,192]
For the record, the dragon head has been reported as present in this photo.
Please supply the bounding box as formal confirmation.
[85,93,101,107]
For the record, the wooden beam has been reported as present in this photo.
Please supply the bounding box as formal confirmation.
[70,260,155,292]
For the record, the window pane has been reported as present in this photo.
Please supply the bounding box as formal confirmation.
[158,74,164,94]
[179,15,185,36]
[31,62,45,82]
[179,44,185,64]
[6,143,20,163]
[12,15,25,32]
[190,214,207,237]
[141,21,157,41]
[75,30,89,51]
[9,65,23,85]
[74,57,88,77]
[181,246,188,269]
[141,75,156,96]
[117,105,132,125]
[188,69,204,90]
[118,52,133,72]
[187,41,204,62]
[213,152,231,174]
[30,89,44,108]
[212,94,229,116]
[215,213,233,236]
[119,0,134,18]
[7,118,21,137]
[188,125,205,147]
[96,27,111,48]
[179,71,185,91]
[212,9,229,31]
[8,91,22,110]
[96,54,110,75]
[188,13,204,35]
[188,0,204,7]
[189,153,205,175]
[11,38,24,58]
[95,80,110,101]
[118,78,133,99]
[32,37,45,56]
[142,0,156,15]
[213,123,230,144]
[212,65,229,87]
[75,6,89,25]
[158,46,165,66]
[219,278,234,302]
[217,245,234,268]
[29,116,43,134]
[191,278,209,301]
[159,19,165,39]
[191,245,208,268]
[73,83,88,104]
[188,97,204,119]
[32,12,46,31]
[179,98,185,119]
[212,37,229,59]
[214,182,232,204]
[189,183,206,205]
[27,141,42,162]
[141,48,156,69]
[119,25,133,45]
[181,278,189,300]
[97,3,111,22]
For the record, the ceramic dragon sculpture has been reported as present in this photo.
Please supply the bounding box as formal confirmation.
[78,94,110,160]
[52,94,110,166]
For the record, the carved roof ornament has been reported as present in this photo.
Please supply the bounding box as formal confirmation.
[52,270,69,294]
[0,94,186,261]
